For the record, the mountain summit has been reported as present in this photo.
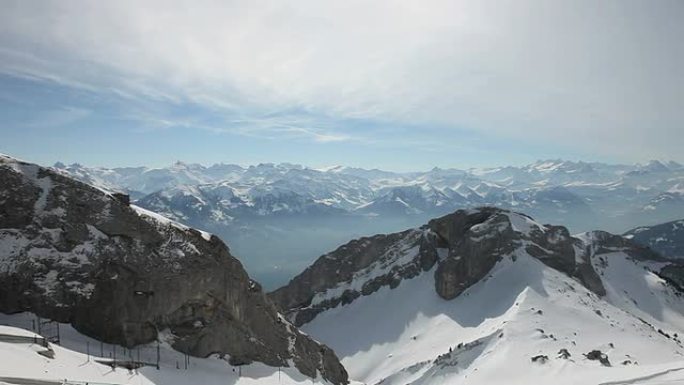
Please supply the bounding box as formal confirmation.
[271,207,684,384]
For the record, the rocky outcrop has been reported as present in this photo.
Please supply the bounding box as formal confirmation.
[429,209,517,299]
[270,228,436,325]
[0,155,347,385]
[624,219,684,259]
[271,207,665,326]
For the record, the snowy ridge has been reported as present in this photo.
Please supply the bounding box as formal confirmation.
[303,250,684,385]
[271,207,684,384]
[310,229,425,307]
[131,204,213,241]
[283,209,555,321]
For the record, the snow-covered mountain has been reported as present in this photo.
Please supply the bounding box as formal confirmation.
[51,158,684,288]
[271,208,684,384]
[136,181,346,226]
[0,154,347,384]
[53,161,241,196]
[6,151,684,385]
[625,218,684,259]
[53,158,684,230]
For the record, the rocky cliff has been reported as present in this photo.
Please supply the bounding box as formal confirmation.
[0,154,347,385]
[271,207,665,326]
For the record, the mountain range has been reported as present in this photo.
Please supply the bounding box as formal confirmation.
[3,154,684,384]
[52,158,684,288]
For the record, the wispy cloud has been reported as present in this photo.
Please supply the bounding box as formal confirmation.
[0,0,682,161]
[22,106,91,128]
[125,107,357,144]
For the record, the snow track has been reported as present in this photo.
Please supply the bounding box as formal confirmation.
[598,367,684,385]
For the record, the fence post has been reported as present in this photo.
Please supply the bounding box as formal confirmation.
[156,342,160,370]
[87,341,90,362]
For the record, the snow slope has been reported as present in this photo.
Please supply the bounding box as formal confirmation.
[302,251,684,385]
[0,314,340,385]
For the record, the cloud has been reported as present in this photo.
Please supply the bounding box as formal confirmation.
[125,107,356,144]
[0,0,682,161]
[23,107,92,128]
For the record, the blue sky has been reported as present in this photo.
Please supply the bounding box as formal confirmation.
[1,0,682,171]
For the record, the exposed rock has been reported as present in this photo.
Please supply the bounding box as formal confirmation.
[111,192,130,206]
[584,350,611,366]
[0,155,347,385]
[557,348,571,359]
[271,206,666,326]
[431,209,516,300]
[657,263,684,292]
[270,228,430,325]
[37,347,55,359]
[531,355,549,364]
[588,230,664,262]
[624,219,684,259]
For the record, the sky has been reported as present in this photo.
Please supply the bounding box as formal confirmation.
[0,0,682,171]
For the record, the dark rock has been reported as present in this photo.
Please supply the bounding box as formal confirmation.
[658,263,684,293]
[531,355,549,363]
[0,155,348,385]
[112,192,130,206]
[37,347,55,359]
[624,219,684,259]
[584,350,611,366]
[432,210,515,300]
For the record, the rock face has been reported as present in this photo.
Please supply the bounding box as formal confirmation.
[625,219,684,259]
[271,207,664,326]
[0,155,347,385]
[428,208,518,299]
